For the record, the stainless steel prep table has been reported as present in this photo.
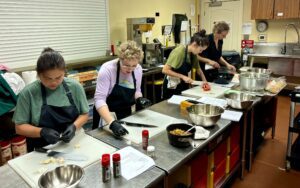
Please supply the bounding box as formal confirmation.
[0,159,165,188]
[88,100,232,175]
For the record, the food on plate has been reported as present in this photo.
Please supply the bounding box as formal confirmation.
[266,78,286,94]
[202,83,211,91]
[170,128,191,136]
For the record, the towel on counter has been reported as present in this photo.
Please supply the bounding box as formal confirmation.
[194,126,210,140]
[167,76,181,89]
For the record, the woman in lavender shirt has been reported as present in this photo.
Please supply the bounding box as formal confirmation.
[93,41,151,137]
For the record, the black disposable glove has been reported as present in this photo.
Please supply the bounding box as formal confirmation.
[109,120,129,137]
[61,124,76,143]
[136,97,152,111]
[40,127,60,145]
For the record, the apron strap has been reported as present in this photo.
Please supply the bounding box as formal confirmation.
[62,80,76,106]
[41,83,47,105]
[117,61,137,89]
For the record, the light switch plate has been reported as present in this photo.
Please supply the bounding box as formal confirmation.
[258,34,267,42]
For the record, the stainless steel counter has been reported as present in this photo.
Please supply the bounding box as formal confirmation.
[248,53,300,59]
[0,159,165,188]
[88,100,232,175]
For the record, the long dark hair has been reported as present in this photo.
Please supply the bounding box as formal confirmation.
[190,29,209,47]
[36,47,65,74]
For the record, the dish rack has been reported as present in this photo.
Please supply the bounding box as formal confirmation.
[286,89,300,170]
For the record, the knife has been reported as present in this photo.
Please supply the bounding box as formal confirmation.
[34,147,88,161]
[119,121,158,128]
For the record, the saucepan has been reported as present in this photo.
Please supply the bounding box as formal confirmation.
[212,67,234,84]
[166,123,196,148]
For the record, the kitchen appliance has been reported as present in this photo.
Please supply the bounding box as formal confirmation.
[239,72,269,91]
[127,17,155,47]
[187,104,224,127]
[142,42,162,67]
[166,123,195,148]
[38,164,84,188]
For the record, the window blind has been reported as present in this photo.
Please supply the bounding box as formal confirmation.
[0,0,110,70]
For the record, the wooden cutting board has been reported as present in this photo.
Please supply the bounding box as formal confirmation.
[8,130,116,188]
[182,84,230,98]
[103,109,188,144]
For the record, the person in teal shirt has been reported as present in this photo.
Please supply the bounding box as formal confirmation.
[13,48,89,151]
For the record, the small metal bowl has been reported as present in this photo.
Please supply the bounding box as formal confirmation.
[224,92,257,109]
[38,165,84,188]
[187,104,224,127]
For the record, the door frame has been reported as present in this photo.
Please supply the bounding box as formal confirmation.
[199,0,244,52]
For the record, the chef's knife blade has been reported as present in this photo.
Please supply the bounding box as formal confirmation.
[34,147,88,161]
[119,121,158,128]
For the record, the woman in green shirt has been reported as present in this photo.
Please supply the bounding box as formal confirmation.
[162,30,209,99]
[13,48,89,151]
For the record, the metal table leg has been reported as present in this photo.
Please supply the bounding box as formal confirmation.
[248,107,254,172]
[240,111,248,179]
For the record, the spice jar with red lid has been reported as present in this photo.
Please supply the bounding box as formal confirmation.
[101,154,111,182]
[142,130,149,150]
[112,153,121,178]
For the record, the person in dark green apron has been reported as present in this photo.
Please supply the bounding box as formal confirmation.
[13,48,89,151]
[198,21,236,82]
[93,41,151,137]
[162,30,210,99]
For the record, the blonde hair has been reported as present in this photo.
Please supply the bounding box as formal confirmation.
[213,21,230,34]
[118,41,144,62]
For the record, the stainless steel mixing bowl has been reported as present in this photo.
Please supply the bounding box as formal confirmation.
[187,104,224,127]
[239,72,269,91]
[224,92,257,109]
[38,165,84,188]
[248,67,272,75]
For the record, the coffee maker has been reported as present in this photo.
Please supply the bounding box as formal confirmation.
[143,42,162,67]
[126,17,155,47]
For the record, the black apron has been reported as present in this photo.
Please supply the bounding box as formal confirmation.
[162,46,192,99]
[27,81,79,152]
[93,61,136,129]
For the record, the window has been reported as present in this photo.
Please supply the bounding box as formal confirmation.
[0,0,109,70]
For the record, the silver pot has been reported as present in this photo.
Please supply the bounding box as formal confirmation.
[248,67,272,75]
[224,92,257,109]
[239,72,269,91]
[187,104,224,127]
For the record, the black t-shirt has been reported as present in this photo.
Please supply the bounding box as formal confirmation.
[199,33,223,71]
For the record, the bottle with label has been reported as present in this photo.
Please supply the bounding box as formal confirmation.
[101,154,111,182]
[142,130,149,150]
[112,153,121,178]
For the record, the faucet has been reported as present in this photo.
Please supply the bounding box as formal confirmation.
[281,23,300,54]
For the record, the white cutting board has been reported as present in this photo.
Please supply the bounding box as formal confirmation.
[182,83,230,98]
[104,109,188,144]
[8,129,116,188]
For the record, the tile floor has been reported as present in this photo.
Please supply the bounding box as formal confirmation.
[231,95,300,188]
